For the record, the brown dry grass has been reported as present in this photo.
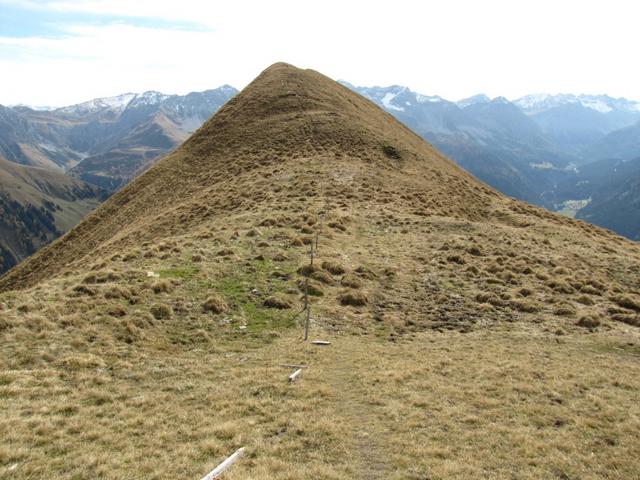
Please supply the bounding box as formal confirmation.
[1,307,639,479]
[1,63,640,478]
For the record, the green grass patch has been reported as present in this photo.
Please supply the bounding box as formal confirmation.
[158,266,199,280]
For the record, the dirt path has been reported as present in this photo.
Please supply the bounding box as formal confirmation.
[314,337,392,479]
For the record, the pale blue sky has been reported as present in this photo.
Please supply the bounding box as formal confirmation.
[1,0,638,106]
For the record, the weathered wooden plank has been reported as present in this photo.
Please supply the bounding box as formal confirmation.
[200,447,245,480]
[280,364,308,369]
[288,368,303,382]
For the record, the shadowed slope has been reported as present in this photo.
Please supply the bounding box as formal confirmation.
[0,156,103,274]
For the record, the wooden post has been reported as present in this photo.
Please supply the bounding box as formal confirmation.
[303,278,310,341]
[200,447,245,480]
[309,240,314,266]
[304,304,311,341]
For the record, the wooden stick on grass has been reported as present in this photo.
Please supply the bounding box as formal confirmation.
[200,447,245,480]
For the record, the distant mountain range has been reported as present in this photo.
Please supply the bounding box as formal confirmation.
[0,86,235,273]
[1,85,237,190]
[342,83,640,238]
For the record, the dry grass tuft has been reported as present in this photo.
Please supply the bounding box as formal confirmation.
[321,261,346,275]
[202,294,229,314]
[263,295,293,309]
[340,274,362,289]
[576,315,601,328]
[151,280,172,294]
[297,264,321,277]
[310,270,335,285]
[150,303,172,320]
[613,295,640,312]
[297,279,324,297]
[339,290,368,307]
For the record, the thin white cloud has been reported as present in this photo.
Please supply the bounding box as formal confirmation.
[1,0,639,106]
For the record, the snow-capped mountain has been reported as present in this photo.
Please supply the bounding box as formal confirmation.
[339,82,444,113]
[343,83,640,216]
[0,86,238,182]
[514,94,640,115]
[55,93,137,115]
[456,94,490,109]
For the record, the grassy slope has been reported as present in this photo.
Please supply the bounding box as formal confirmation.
[1,63,639,478]
[1,215,639,479]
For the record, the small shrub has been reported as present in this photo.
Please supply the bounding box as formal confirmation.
[446,255,466,265]
[297,279,324,296]
[104,285,131,300]
[16,303,33,313]
[576,295,594,306]
[150,303,172,320]
[512,300,540,313]
[263,295,293,309]
[611,314,640,327]
[546,281,575,294]
[475,292,502,306]
[354,266,376,279]
[151,280,172,294]
[290,236,304,247]
[580,285,602,296]
[535,272,549,281]
[554,304,576,317]
[466,265,480,275]
[339,291,368,307]
[297,264,321,277]
[310,270,335,285]
[613,295,640,312]
[107,305,127,317]
[576,316,601,329]
[259,218,277,227]
[341,274,362,289]
[202,294,229,314]
[382,144,401,159]
[72,285,96,297]
[122,252,137,262]
[322,261,346,275]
